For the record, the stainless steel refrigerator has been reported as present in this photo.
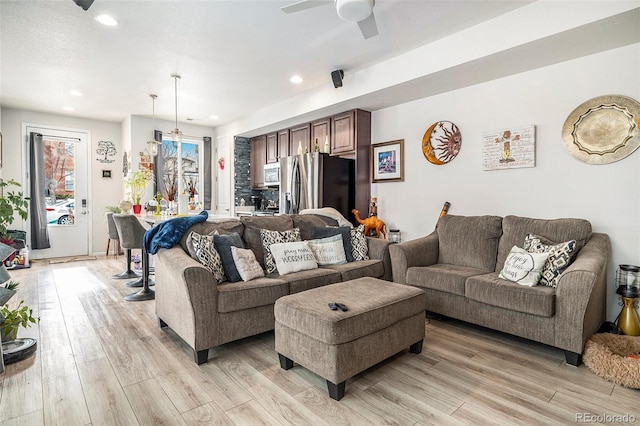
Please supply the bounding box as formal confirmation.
[279,153,355,222]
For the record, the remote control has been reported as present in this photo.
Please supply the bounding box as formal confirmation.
[336,303,348,312]
[328,303,338,311]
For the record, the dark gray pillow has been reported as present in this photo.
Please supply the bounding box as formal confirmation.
[311,226,354,262]
[214,233,244,282]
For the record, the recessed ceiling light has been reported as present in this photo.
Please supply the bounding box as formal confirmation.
[95,14,117,26]
[69,90,83,96]
[210,115,219,120]
[63,107,75,112]
[290,75,303,84]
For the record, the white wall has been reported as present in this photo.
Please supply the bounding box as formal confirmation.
[371,44,640,320]
[1,107,122,255]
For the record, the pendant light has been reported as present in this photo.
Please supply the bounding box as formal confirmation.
[170,74,183,143]
[146,94,159,156]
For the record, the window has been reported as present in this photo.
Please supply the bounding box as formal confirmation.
[159,135,203,204]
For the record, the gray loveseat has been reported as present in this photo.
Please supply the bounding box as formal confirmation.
[155,214,392,364]
[389,214,610,366]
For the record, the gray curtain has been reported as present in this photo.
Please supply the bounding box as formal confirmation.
[29,132,50,249]
[203,136,212,210]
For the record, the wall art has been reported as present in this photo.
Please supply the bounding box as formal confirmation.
[422,121,461,165]
[371,139,404,183]
[482,125,536,170]
[102,170,112,178]
[96,140,116,163]
[122,151,130,177]
[562,94,640,165]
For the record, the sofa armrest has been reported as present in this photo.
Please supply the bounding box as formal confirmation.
[389,231,439,284]
[155,246,221,351]
[554,232,610,354]
[366,236,392,281]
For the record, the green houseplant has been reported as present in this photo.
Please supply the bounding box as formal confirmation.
[0,299,38,343]
[125,171,152,214]
[0,179,29,241]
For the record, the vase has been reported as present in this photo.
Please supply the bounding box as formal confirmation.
[0,287,16,306]
[133,204,142,215]
[0,326,17,343]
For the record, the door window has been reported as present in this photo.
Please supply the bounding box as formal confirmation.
[44,140,76,226]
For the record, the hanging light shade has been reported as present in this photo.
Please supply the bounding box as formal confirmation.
[146,94,159,156]
[171,74,183,143]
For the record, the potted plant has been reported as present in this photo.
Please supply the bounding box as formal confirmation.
[0,179,29,241]
[0,299,38,343]
[125,171,152,215]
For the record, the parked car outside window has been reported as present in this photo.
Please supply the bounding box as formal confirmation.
[46,199,75,225]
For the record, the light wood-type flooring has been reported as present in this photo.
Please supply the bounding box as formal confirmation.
[1,256,638,425]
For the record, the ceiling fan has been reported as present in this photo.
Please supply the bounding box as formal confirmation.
[282,0,379,39]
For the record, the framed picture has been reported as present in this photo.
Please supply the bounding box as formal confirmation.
[102,169,112,178]
[482,125,536,170]
[371,139,404,183]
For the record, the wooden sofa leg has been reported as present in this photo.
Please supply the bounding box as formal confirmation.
[409,339,423,354]
[564,351,582,366]
[327,380,346,401]
[195,349,209,365]
[158,317,168,328]
[278,354,294,370]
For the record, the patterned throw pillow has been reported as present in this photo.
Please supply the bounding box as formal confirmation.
[499,246,549,286]
[523,233,577,288]
[189,231,225,283]
[260,228,301,274]
[350,225,369,261]
[230,246,264,282]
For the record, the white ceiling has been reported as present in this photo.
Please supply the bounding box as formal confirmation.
[0,0,533,128]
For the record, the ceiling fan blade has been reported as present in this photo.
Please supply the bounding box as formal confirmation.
[281,0,330,14]
[357,12,378,39]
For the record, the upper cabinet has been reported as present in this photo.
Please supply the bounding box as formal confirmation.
[290,123,311,154]
[277,129,290,159]
[311,117,330,153]
[266,132,278,164]
[250,135,267,189]
[331,111,356,154]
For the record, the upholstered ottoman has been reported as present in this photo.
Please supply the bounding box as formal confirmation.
[274,277,426,400]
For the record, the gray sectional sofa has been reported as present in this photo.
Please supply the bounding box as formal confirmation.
[155,214,392,364]
[389,214,610,366]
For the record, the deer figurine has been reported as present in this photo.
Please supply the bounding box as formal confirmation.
[352,209,387,239]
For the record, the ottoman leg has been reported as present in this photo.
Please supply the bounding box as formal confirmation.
[279,354,294,370]
[409,339,423,354]
[327,380,346,401]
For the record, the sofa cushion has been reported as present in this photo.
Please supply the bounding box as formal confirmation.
[496,215,591,272]
[321,259,384,281]
[270,268,342,293]
[308,235,347,265]
[292,214,338,241]
[350,225,369,261]
[437,215,503,271]
[179,219,244,253]
[270,240,318,275]
[466,273,556,317]
[311,226,354,262]
[406,263,489,296]
[524,234,577,288]
[214,233,244,282]
[261,228,302,274]
[231,246,264,282]
[241,215,294,266]
[217,277,289,313]
[189,231,225,283]
[498,245,549,286]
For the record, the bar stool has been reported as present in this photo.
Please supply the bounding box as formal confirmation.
[112,214,154,301]
[109,212,141,280]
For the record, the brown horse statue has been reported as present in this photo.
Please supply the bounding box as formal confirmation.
[352,209,386,239]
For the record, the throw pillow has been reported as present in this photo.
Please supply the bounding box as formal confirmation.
[499,246,549,286]
[189,231,225,283]
[311,226,354,262]
[230,246,265,282]
[350,224,369,261]
[269,241,318,275]
[260,228,301,274]
[523,233,577,288]
[307,234,347,265]
[214,233,244,282]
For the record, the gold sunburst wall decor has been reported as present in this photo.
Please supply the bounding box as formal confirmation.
[422,121,461,165]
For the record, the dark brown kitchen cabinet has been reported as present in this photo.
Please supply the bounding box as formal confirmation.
[290,123,311,154]
[330,111,356,154]
[266,132,278,163]
[250,135,267,189]
[311,117,330,153]
[277,129,290,159]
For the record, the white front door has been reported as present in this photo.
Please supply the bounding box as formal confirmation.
[26,125,90,259]
[215,135,232,216]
